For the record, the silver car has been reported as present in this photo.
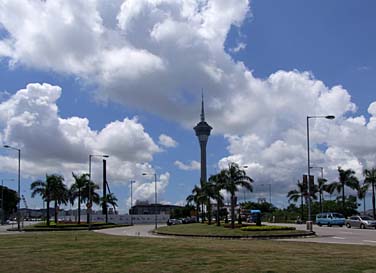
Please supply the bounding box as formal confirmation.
[345,215,376,229]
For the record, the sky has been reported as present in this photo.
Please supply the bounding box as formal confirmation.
[0,0,375,213]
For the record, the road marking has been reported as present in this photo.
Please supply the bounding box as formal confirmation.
[363,240,376,244]
[332,237,345,240]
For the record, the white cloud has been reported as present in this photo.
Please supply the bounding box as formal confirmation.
[158,134,177,148]
[1,0,376,205]
[0,83,162,188]
[229,42,246,53]
[174,160,200,171]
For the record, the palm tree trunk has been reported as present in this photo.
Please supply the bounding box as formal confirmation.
[319,192,322,214]
[207,200,211,225]
[46,199,50,227]
[372,182,375,219]
[196,203,199,222]
[342,183,345,215]
[363,197,366,215]
[300,195,304,220]
[201,203,205,223]
[216,199,220,226]
[231,194,235,229]
[78,191,81,224]
[54,200,58,224]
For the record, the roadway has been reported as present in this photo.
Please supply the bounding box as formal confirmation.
[2,221,376,246]
[271,223,376,246]
[96,223,376,246]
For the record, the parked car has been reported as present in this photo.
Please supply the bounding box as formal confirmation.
[316,212,345,227]
[166,219,181,226]
[345,215,376,229]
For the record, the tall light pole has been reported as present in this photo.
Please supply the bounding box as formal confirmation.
[306,115,335,227]
[259,184,272,204]
[3,145,21,231]
[130,180,135,225]
[1,178,15,225]
[142,172,157,230]
[88,154,109,230]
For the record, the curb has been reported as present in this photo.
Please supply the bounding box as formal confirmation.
[153,231,316,240]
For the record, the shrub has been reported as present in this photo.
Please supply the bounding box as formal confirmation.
[240,225,296,231]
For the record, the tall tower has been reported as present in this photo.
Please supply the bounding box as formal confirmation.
[194,93,212,186]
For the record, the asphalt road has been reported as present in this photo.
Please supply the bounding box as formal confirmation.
[0,221,36,234]
[2,221,376,246]
[96,223,376,246]
[272,223,376,246]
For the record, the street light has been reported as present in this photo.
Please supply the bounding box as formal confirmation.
[130,180,135,225]
[88,154,109,230]
[3,145,21,231]
[258,184,272,204]
[306,115,335,228]
[142,172,158,230]
[1,178,15,225]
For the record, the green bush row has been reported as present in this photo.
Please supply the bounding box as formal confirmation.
[240,225,296,231]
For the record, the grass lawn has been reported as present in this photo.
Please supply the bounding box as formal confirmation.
[0,231,376,273]
[156,223,307,237]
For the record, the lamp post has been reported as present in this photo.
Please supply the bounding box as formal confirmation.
[142,172,157,230]
[258,184,272,204]
[306,115,335,226]
[130,180,135,225]
[88,154,109,230]
[3,145,21,231]
[1,178,15,225]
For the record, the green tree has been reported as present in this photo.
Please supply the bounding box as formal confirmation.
[317,177,328,213]
[70,173,90,224]
[100,192,118,224]
[81,181,100,224]
[222,163,253,229]
[186,185,205,223]
[31,175,52,226]
[0,186,18,224]
[287,180,306,220]
[48,174,68,224]
[208,172,225,226]
[328,167,359,216]
[364,168,376,219]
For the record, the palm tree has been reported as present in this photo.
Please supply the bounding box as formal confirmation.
[328,167,359,215]
[317,178,328,213]
[202,180,216,225]
[355,181,369,215]
[48,174,68,224]
[364,168,376,219]
[30,175,51,226]
[100,193,118,224]
[287,180,306,221]
[208,172,225,226]
[70,173,90,224]
[186,185,204,223]
[222,163,253,229]
[81,181,100,223]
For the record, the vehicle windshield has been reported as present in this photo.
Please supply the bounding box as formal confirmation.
[332,213,344,218]
[361,216,374,220]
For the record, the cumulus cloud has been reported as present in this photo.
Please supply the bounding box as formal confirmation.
[174,160,200,171]
[0,83,165,192]
[1,0,376,206]
[158,134,177,148]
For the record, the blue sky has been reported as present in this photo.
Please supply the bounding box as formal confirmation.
[0,0,375,213]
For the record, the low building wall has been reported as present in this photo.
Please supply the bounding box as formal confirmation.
[66,213,169,225]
